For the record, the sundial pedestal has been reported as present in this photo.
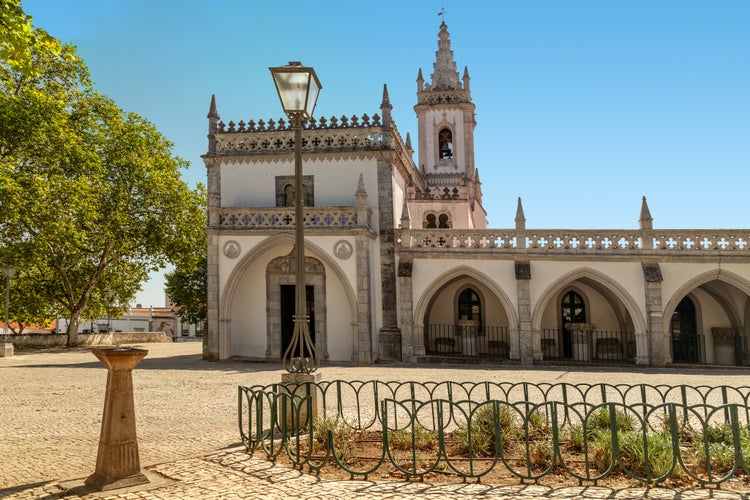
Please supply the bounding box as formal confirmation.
[85,347,149,491]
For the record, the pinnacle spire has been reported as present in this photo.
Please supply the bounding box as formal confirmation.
[400,198,411,229]
[430,22,461,90]
[380,83,393,125]
[639,196,653,230]
[515,197,526,230]
[355,173,368,206]
[207,94,219,119]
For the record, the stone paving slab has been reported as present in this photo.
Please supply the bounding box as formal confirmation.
[2,342,750,499]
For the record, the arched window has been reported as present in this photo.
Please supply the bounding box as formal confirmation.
[439,128,453,159]
[424,213,437,228]
[284,184,295,206]
[671,297,699,363]
[438,213,450,228]
[458,288,481,325]
[561,291,586,358]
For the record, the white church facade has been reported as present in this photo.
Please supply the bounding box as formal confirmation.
[203,23,750,368]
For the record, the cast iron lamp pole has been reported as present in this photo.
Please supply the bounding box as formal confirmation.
[1,264,17,338]
[270,61,322,374]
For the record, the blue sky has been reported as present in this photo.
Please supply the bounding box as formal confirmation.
[22,1,750,306]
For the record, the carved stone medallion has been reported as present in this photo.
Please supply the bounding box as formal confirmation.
[333,240,353,260]
[223,240,241,259]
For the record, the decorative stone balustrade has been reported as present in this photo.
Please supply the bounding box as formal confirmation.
[214,207,366,230]
[212,114,391,155]
[214,127,386,155]
[398,229,750,255]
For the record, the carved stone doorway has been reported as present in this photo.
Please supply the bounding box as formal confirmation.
[266,251,327,360]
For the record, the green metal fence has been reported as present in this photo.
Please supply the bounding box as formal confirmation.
[239,380,750,486]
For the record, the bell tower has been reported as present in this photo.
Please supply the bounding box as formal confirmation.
[412,22,486,228]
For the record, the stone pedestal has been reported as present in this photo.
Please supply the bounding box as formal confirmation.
[459,320,477,356]
[713,327,736,366]
[280,372,322,432]
[0,341,13,358]
[86,347,149,491]
[377,327,402,361]
[565,323,596,362]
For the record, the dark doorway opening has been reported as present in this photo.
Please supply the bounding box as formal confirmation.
[671,297,699,363]
[281,285,315,357]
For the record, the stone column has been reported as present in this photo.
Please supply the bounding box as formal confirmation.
[86,347,149,491]
[204,155,221,361]
[514,261,534,363]
[397,259,417,361]
[376,160,401,361]
[643,263,667,366]
[355,235,373,365]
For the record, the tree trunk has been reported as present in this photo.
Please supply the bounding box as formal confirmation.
[66,311,81,347]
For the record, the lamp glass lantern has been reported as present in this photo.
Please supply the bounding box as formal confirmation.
[270,62,322,119]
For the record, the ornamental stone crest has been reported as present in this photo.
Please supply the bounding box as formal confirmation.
[397,262,413,277]
[333,240,353,260]
[515,262,531,280]
[642,263,663,282]
[223,240,241,259]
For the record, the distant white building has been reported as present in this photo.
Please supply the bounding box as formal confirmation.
[203,22,750,367]
[56,306,203,340]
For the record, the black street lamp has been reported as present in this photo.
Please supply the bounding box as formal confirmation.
[269,61,322,374]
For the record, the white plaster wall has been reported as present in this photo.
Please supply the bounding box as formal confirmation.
[393,172,406,226]
[220,157,381,215]
[228,244,290,358]
[411,259,518,318]
[426,278,508,326]
[218,235,269,295]
[529,261,646,327]
[322,260,354,362]
[538,282,621,331]
[660,263,721,310]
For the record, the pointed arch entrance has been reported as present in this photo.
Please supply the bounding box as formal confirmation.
[670,296,699,363]
[414,267,517,360]
[267,252,326,361]
[663,270,750,366]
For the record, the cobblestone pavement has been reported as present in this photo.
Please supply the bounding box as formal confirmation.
[2,342,750,499]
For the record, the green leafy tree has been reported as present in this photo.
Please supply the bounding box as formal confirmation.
[0,0,68,78]
[0,3,206,346]
[165,254,207,332]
